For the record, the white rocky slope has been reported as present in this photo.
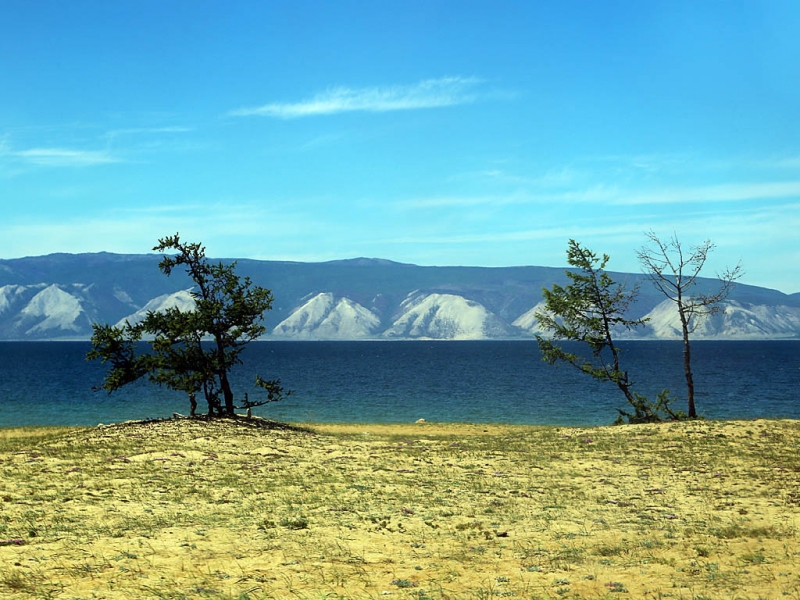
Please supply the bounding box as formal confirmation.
[0,284,44,315]
[272,292,381,339]
[14,284,91,335]
[639,299,800,339]
[511,301,550,335]
[383,292,510,339]
[115,289,196,327]
[2,274,799,341]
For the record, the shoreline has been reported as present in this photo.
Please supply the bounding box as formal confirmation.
[3,337,800,343]
[3,414,799,431]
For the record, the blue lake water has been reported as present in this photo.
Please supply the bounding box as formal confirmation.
[0,340,798,428]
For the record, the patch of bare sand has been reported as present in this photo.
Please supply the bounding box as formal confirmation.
[0,417,798,598]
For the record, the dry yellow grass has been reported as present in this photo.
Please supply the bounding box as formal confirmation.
[0,417,798,599]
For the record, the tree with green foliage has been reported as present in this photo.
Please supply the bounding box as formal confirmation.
[637,231,742,418]
[535,240,682,423]
[88,234,287,417]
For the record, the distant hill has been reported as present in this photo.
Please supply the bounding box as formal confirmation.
[0,253,797,340]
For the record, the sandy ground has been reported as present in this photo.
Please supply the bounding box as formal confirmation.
[0,417,798,599]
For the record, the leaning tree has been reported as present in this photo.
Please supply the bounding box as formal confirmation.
[637,231,742,418]
[535,240,675,423]
[88,234,287,417]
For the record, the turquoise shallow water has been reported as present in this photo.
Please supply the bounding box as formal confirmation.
[1,340,798,427]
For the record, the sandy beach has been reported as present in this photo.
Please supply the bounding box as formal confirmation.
[1,417,798,599]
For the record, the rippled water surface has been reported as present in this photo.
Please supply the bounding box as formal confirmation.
[0,340,798,427]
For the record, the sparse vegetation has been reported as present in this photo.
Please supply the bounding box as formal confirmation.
[1,418,798,599]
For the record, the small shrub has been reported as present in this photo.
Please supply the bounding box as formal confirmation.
[614,390,689,425]
[279,516,309,530]
[605,581,628,593]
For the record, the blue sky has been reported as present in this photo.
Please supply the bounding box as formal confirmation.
[2,1,799,293]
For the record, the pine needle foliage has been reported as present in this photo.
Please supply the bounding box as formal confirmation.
[535,240,678,423]
[87,234,288,417]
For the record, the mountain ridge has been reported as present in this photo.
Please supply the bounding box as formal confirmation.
[0,252,797,341]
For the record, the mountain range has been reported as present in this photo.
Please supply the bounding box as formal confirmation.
[0,252,798,341]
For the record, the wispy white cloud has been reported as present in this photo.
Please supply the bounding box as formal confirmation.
[1,200,325,258]
[105,126,193,137]
[454,166,584,188]
[395,186,619,209]
[588,151,800,177]
[371,200,800,285]
[612,181,800,205]
[395,179,800,211]
[296,132,349,151]
[102,126,194,149]
[754,155,800,170]
[396,194,505,209]
[229,76,483,118]
[377,222,646,247]
[2,124,195,169]
[11,148,119,167]
[587,152,692,172]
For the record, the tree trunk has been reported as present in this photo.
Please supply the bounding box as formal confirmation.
[220,370,235,416]
[678,306,696,418]
[213,334,236,416]
[203,381,217,416]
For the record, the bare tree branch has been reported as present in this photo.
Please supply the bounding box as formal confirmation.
[637,231,743,417]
